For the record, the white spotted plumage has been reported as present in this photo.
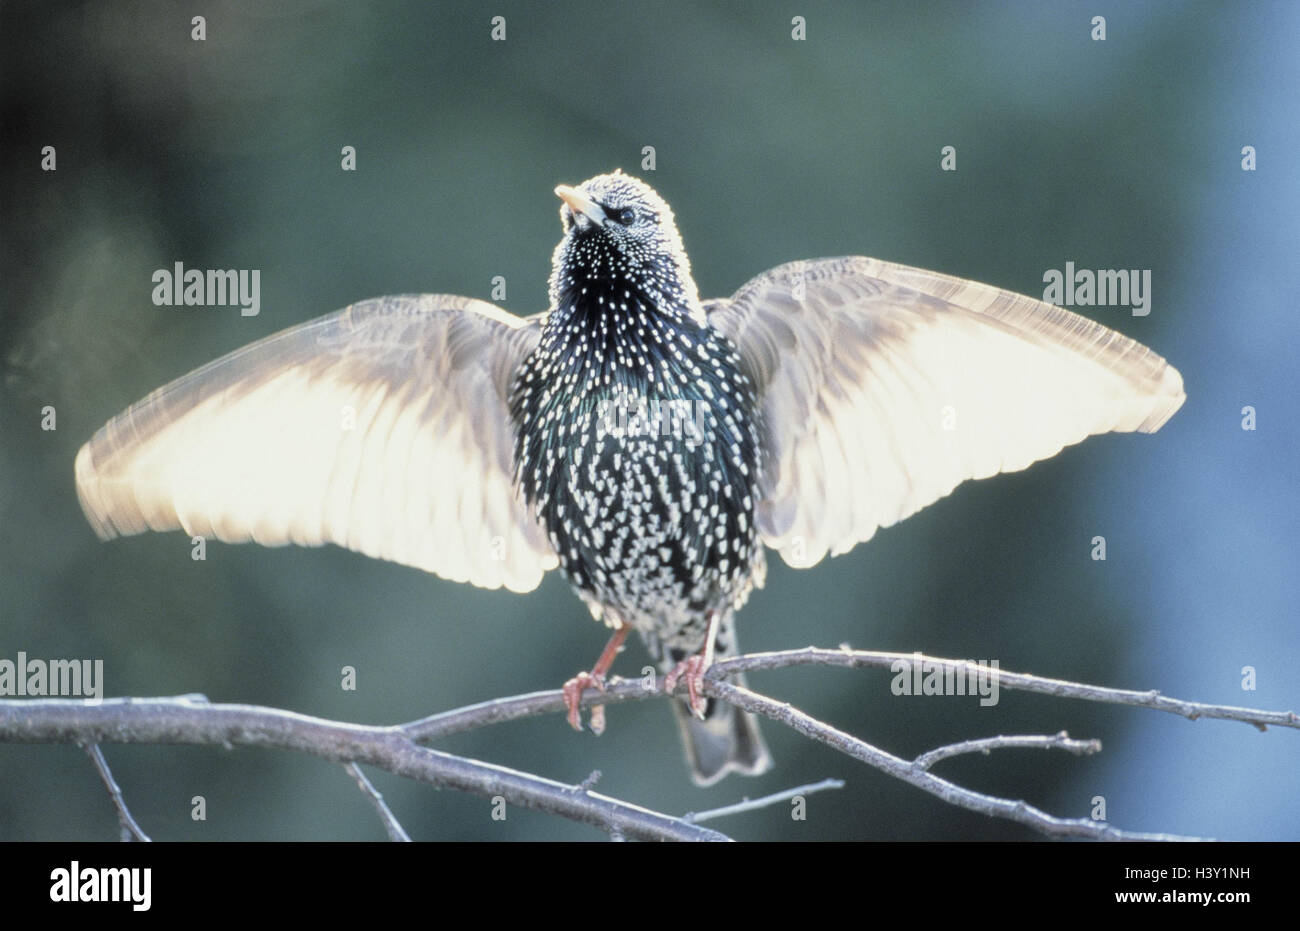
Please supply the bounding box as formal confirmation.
[511,172,764,656]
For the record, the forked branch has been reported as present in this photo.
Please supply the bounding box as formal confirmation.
[2,648,1293,841]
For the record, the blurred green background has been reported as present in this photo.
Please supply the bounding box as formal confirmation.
[2,1,1297,841]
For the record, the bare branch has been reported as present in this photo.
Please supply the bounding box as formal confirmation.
[342,763,410,842]
[913,731,1102,771]
[402,649,1295,840]
[6,646,1292,841]
[82,743,151,842]
[705,679,1209,842]
[717,648,1300,732]
[400,648,1298,742]
[683,778,845,824]
[2,697,728,843]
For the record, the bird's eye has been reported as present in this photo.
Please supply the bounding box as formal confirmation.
[615,206,637,225]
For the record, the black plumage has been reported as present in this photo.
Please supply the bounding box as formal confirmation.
[75,170,1185,785]
[513,174,763,644]
[511,173,771,779]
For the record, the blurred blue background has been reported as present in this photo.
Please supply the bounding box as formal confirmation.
[1,0,1297,840]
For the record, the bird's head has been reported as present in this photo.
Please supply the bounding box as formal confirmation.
[549,170,701,320]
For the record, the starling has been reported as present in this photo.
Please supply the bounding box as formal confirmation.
[75,170,1185,785]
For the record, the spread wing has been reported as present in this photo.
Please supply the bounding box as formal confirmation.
[705,257,1185,569]
[75,294,558,592]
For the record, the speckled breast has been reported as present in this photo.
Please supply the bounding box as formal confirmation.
[512,322,765,642]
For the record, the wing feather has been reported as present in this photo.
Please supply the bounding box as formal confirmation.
[75,294,558,592]
[707,257,1185,568]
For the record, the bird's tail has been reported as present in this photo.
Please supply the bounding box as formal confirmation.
[671,679,772,785]
[664,617,771,785]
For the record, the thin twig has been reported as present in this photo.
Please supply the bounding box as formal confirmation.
[343,762,411,842]
[400,648,1299,742]
[82,743,151,842]
[913,731,1102,771]
[3,697,728,843]
[717,648,1300,732]
[704,680,1209,841]
[683,778,846,824]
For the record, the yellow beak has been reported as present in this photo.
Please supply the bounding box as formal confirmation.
[555,184,607,224]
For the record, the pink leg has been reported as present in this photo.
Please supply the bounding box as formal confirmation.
[563,621,632,735]
[664,611,722,720]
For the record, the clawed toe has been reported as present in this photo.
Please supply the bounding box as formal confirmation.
[664,654,709,720]
[562,671,608,733]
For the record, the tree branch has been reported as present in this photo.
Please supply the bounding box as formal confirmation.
[707,679,1205,841]
[342,763,411,842]
[0,696,728,842]
[83,743,152,842]
[4,647,1293,841]
[401,647,1298,739]
[683,778,845,824]
[912,731,1102,771]
[718,648,1300,732]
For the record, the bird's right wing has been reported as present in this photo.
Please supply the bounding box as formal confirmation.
[706,257,1185,569]
[75,294,558,593]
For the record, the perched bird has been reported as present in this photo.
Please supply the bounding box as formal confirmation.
[75,170,1185,785]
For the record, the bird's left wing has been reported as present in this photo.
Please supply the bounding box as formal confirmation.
[75,294,558,592]
[705,257,1185,569]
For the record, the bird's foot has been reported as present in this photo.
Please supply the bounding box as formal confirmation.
[664,653,710,720]
[562,621,632,736]
[562,670,609,735]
